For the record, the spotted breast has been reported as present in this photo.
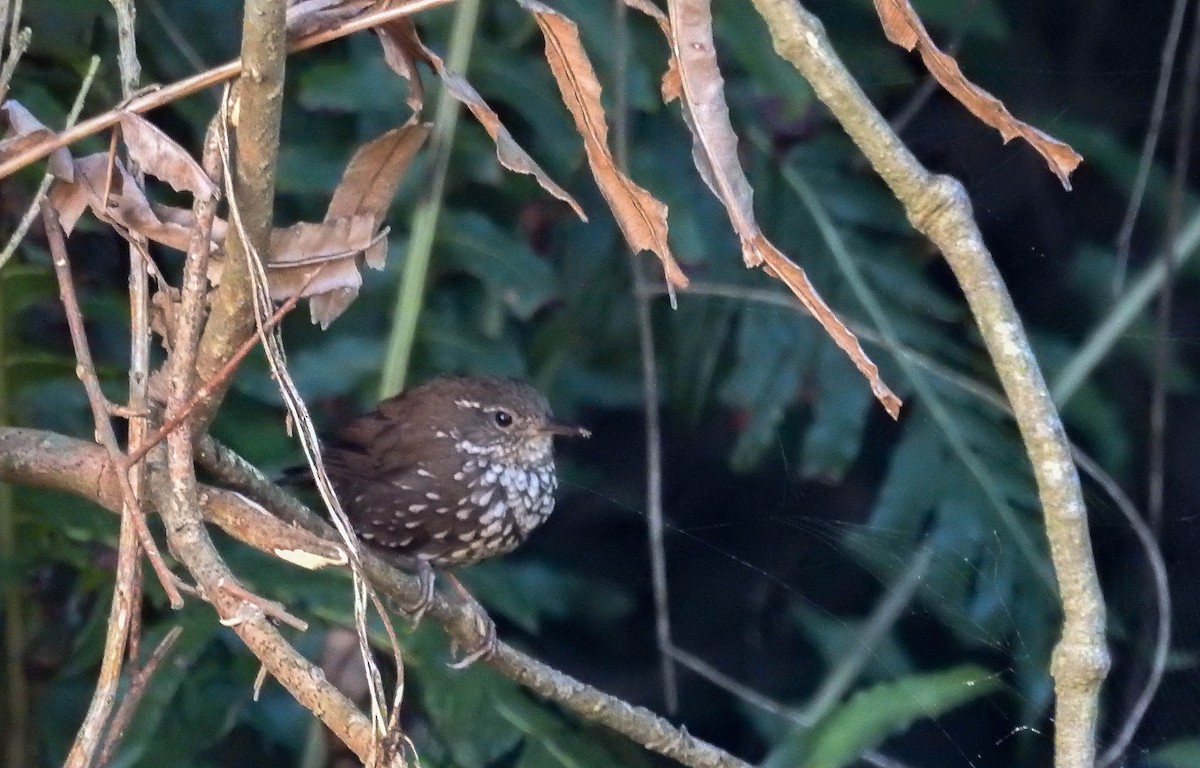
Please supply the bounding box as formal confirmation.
[323,376,588,568]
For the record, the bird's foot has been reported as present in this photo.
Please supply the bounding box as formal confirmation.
[448,610,498,669]
[444,573,498,668]
[403,559,437,626]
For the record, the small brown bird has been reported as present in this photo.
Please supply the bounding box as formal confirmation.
[324,376,589,571]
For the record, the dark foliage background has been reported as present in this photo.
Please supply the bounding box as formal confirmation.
[2,0,1199,766]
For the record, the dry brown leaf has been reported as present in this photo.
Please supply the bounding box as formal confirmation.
[373,11,427,112]
[49,153,197,250]
[372,14,585,219]
[646,0,900,417]
[286,0,374,38]
[519,0,687,288]
[874,0,1081,189]
[268,216,384,327]
[758,237,902,419]
[1,100,74,181]
[119,113,217,199]
[326,121,429,222]
[622,0,682,103]
[258,122,429,327]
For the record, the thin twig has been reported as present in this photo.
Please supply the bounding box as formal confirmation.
[46,202,177,768]
[109,0,152,672]
[1111,0,1192,294]
[41,205,181,605]
[613,0,676,713]
[94,626,183,768]
[0,0,455,180]
[1149,0,1200,531]
[123,265,322,469]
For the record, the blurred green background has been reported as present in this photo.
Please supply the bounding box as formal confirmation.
[3,0,1199,766]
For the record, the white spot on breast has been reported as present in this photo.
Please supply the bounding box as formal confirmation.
[471,487,494,506]
[479,501,507,524]
[458,530,476,542]
[408,504,426,513]
[426,491,440,500]
[417,468,434,478]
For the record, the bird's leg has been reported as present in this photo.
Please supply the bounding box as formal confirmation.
[380,553,437,625]
[445,573,499,668]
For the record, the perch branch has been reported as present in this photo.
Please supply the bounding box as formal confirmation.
[0,427,751,768]
[737,4,1109,766]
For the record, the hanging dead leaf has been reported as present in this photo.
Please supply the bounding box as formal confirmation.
[373,12,427,112]
[48,153,199,250]
[259,122,429,327]
[1,100,74,181]
[268,215,384,326]
[119,113,217,199]
[633,0,900,417]
[873,0,1081,189]
[757,237,902,419]
[372,14,585,219]
[325,121,429,222]
[518,0,687,289]
[622,0,682,103]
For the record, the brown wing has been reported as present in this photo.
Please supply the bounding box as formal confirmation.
[323,394,481,565]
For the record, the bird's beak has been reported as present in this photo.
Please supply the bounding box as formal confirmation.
[541,418,591,438]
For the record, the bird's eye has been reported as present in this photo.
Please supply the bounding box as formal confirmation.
[493,410,514,428]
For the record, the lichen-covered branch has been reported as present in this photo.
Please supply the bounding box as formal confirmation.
[744,3,1108,767]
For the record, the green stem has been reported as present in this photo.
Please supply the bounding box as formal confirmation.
[0,248,27,768]
[378,0,482,397]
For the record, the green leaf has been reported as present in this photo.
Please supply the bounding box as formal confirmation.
[800,340,872,481]
[1150,738,1200,768]
[721,311,816,471]
[437,211,560,319]
[408,627,526,768]
[297,58,408,113]
[765,665,1002,768]
[496,694,638,768]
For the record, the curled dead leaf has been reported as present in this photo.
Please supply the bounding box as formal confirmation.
[49,153,199,249]
[119,112,217,199]
[622,0,682,103]
[873,0,1081,188]
[631,0,900,416]
[1,100,74,181]
[519,0,688,288]
[372,14,585,219]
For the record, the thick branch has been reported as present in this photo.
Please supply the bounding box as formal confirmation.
[191,0,287,427]
[0,427,750,768]
[0,427,376,759]
[744,3,1108,767]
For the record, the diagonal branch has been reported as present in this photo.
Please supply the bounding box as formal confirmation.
[0,426,751,768]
